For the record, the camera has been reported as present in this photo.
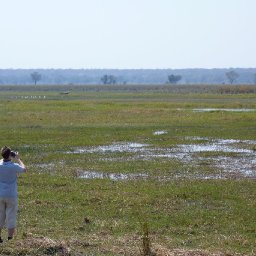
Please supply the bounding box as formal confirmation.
[10,151,18,157]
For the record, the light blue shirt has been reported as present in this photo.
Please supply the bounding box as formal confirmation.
[0,159,25,198]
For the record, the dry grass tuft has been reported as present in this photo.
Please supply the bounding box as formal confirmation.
[152,245,234,256]
[16,235,71,255]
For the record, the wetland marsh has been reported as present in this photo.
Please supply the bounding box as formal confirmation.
[0,84,255,255]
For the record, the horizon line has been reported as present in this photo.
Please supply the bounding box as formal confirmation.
[1,67,256,70]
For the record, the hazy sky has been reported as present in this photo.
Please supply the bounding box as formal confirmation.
[0,0,255,69]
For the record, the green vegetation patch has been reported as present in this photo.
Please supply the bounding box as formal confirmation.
[0,85,255,255]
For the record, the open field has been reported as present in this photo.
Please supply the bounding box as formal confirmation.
[0,85,255,255]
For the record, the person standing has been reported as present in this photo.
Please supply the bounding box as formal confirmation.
[0,146,26,242]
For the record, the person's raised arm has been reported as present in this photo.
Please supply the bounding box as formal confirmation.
[16,154,27,172]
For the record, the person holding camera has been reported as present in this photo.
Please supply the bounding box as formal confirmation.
[0,146,26,242]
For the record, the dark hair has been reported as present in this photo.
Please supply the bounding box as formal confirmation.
[1,146,11,159]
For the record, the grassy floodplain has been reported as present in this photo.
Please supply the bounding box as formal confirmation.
[0,84,255,255]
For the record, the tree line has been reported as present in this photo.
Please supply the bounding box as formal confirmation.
[1,69,256,85]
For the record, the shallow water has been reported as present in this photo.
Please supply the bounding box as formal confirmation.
[153,131,168,135]
[193,108,255,112]
[178,143,251,153]
[69,142,148,154]
[69,137,256,179]
[78,170,148,181]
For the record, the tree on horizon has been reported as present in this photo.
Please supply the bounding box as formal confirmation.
[101,75,117,85]
[225,70,239,84]
[31,72,42,85]
[167,74,182,84]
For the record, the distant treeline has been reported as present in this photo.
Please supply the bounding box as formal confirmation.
[0,68,256,85]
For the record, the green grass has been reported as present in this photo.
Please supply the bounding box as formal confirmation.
[0,85,255,255]
[8,175,256,255]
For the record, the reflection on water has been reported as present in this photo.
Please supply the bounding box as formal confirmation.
[69,137,256,179]
[193,108,255,112]
[178,143,251,153]
[69,143,148,154]
[153,131,168,135]
[78,170,148,181]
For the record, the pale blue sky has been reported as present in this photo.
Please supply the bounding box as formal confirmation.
[0,0,255,69]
